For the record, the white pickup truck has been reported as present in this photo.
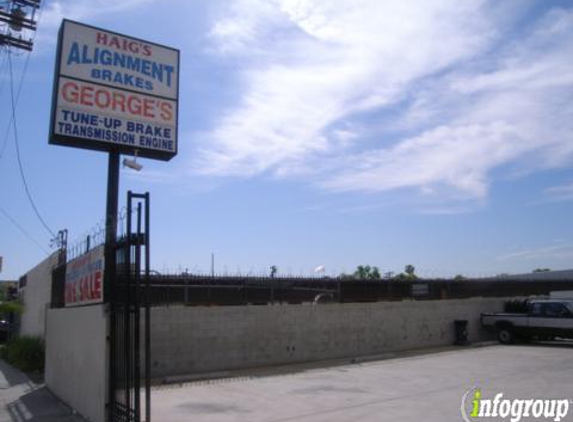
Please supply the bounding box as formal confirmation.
[481,299,573,344]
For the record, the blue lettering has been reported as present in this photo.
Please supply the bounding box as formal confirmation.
[81,45,92,64]
[99,49,113,66]
[66,43,175,90]
[66,42,81,65]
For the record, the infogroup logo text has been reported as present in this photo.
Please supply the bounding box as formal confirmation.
[461,388,571,422]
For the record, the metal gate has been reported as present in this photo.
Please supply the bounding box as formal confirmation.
[109,192,151,422]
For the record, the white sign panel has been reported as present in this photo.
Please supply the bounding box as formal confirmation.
[59,20,178,99]
[65,245,104,307]
[50,20,179,161]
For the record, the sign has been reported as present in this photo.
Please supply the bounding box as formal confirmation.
[50,20,179,161]
[65,245,104,307]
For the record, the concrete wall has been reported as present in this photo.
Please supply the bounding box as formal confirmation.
[45,305,107,422]
[149,297,506,378]
[18,252,59,338]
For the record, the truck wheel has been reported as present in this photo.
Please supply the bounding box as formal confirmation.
[497,327,514,344]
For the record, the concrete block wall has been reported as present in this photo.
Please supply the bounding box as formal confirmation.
[18,252,59,338]
[45,305,107,422]
[149,297,506,378]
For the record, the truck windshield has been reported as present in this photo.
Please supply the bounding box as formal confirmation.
[566,303,573,314]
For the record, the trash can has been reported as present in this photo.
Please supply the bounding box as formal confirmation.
[454,320,469,345]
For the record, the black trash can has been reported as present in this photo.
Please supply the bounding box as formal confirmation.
[454,320,469,345]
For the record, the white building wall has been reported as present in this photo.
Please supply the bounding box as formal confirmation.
[45,304,108,422]
[18,252,59,338]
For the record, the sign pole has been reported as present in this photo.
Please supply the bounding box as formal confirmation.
[105,151,119,422]
[104,151,120,301]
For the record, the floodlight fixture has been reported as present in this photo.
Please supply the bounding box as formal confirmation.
[123,150,143,171]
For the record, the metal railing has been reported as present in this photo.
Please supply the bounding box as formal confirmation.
[142,275,573,306]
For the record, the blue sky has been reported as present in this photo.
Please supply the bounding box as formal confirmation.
[1,0,573,280]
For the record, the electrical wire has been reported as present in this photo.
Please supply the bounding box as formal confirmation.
[0,0,47,161]
[8,49,55,238]
[0,43,32,160]
[0,204,50,254]
[0,49,9,99]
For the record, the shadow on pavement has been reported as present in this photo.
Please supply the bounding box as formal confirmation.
[6,386,85,422]
[0,358,33,389]
[523,340,573,349]
[1,358,87,422]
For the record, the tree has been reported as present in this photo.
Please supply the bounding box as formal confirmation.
[269,265,278,278]
[532,268,551,273]
[394,264,418,281]
[0,284,22,315]
[453,274,466,282]
[351,265,381,280]
[0,301,23,316]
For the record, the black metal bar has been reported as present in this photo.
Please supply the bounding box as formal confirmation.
[144,192,151,422]
[124,191,132,417]
[104,152,120,302]
[14,0,42,7]
[133,201,142,422]
[106,152,120,422]
[0,34,33,50]
[0,10,38,30]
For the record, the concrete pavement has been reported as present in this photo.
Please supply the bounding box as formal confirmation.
[151,343,573,422]
[0,359,86,422]
[3,343,573,421]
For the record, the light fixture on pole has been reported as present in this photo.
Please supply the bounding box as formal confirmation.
[123,150,143,171]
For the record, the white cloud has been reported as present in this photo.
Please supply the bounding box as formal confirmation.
[497,242,573,262]
[41,0,153,29]
[322,122,522,198]
[544,182,573,202]
[192,1,573,203]
[34,0,153,50]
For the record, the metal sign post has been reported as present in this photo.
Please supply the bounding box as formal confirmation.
[104,152,120,302]
[48,18,178,422]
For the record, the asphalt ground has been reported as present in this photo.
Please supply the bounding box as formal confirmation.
[151,342,573,422]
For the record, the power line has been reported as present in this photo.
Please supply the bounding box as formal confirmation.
[8,49,55,238]
[0,48,9,99]
[0,41,32,160]
[0,0,46,161]
[0,204,50,254]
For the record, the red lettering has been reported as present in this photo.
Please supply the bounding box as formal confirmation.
[94,89,110,108]
[143,99,154,118]
[95,32,152,56]
[96,32,108,45]
[160,102,173,121]
[109,36,121,50]
[94,271,102,300]
[61,81,170,120]
[80,86,95,106]
[62,81,79,102]
[127,95,142,115]
[112,92,126,112]
[128,41,138,54]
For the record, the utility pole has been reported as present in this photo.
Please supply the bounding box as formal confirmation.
[0,1,41,52]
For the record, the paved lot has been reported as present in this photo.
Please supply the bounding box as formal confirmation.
[0,359,86,422]
[152,343,573,422]
[2,343,572,421]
